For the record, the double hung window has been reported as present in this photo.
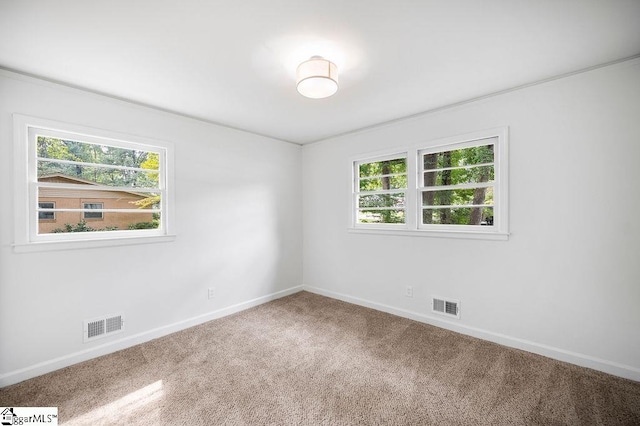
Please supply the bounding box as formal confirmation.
[14,115,175,250]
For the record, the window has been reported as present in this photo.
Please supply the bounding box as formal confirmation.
[83,203,104,220]
[419,139,496,229]
[38,202,55,220]
[354,155,407,225]
[351,128,508,240]
[14,115,175,251]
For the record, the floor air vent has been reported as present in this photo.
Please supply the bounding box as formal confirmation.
[432,297,460,319]
[84,313,124,342]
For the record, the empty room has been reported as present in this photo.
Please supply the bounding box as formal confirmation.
[1,1,639,424]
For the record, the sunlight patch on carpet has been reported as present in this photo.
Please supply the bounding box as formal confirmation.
[63,380,164,425]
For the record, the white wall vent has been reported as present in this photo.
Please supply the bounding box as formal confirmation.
[84,313,124,342]
[432,296,460,319]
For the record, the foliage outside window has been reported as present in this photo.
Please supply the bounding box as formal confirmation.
[14,115,174,250]
[351,129,508,239]
[354,156,407,225]
[420,139,496,228]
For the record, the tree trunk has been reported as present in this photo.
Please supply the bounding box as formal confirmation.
[422,154,438,224]
[381,161,391,222]
[469,145,494,225]
[469,187,487,225]
[440,152,452,224]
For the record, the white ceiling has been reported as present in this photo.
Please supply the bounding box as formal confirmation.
[1,1,639,144]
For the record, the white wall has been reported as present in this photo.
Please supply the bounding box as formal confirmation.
[302,59,640,380]
[2,58,639,386]
[0,71,303,385]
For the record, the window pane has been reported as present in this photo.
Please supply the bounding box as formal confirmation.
[423,165,494,187]
[38,188,159,210]
[359,175,407,191]
[359,193,405,208]
[36,136,160,188]
[37,161,159,188]
[37,137,159,169]
[357,209,405,224]
[38,212,161,234]
[423,144,494,170]
[359,158,406,178]
[37,187,159,234]
[422,207,494,226]
[422,187,493,206]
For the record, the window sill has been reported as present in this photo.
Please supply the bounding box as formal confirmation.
[348,227,509,241]
[13,234,177,253]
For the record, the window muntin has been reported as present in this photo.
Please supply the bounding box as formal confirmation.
[419,140,496,228]
[38,202,55,220]
[354,155,407,225]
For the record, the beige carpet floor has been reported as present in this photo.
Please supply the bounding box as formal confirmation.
[1,291,639,425]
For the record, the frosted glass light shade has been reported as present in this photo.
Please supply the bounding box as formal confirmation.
[296,56,338,99]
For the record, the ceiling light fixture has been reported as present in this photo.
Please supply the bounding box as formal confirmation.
[296,56,338,99]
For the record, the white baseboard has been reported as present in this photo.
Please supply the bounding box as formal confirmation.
[303,285,640,382]
[0,285,303,388]
[4,284,638,387]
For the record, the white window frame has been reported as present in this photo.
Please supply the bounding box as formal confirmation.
[349,128,509,241]
[13,114,176,252]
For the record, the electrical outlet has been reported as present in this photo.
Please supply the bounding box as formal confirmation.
[208,287,215,299]
[405,285,413,298]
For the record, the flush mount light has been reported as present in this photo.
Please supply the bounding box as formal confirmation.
[296,56,338,99]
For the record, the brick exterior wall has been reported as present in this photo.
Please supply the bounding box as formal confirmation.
[38,175,155,234]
